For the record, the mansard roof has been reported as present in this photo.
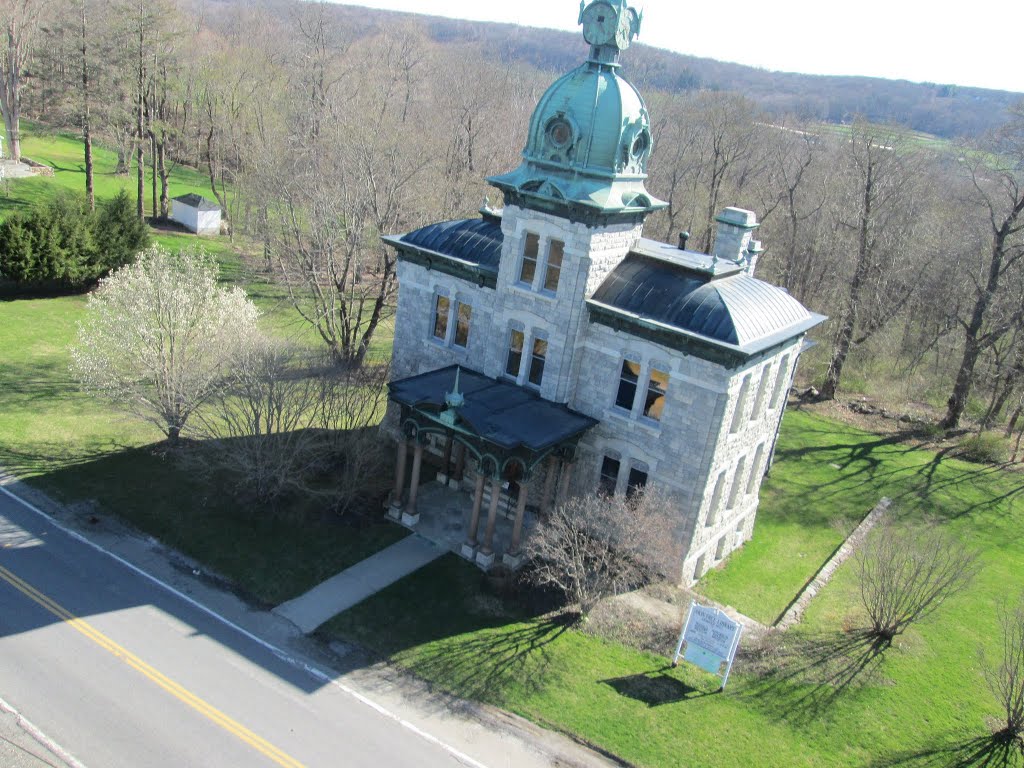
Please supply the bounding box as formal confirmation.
[588,248,825,362]
[382,214,503,288]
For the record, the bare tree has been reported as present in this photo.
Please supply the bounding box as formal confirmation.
[819,123,929,400]
[0,0,47,162]
[942,106,1024,429]
[190,337,391,508]
[856,520,979,642]
[981,596,1024,751]
[70,244,260,441]
[525,486,681,618]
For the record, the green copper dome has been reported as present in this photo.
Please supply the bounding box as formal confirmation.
[488,1,666,221]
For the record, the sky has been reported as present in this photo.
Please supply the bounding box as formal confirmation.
[333,0,1024,94]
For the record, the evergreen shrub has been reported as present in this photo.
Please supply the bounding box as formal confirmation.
[0,191,150,294]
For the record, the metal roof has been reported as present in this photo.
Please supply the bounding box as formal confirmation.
[172,194,220,212]
[392,217,504,275]
[389,365,598,453]
[589,254,826,356]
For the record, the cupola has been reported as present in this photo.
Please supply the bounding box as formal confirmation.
[488,0,666,223]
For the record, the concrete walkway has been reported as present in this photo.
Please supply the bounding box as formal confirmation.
[273,535,446,633]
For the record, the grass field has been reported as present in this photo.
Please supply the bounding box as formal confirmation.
[326,412,1024,767]
[0,126,405,605]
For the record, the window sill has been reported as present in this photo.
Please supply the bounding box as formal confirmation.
[508,283,557,302]
[605,408,662,435]
[429,338,470,355]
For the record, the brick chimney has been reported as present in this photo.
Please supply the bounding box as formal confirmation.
[712,207,759,264]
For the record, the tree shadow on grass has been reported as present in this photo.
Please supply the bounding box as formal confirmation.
[601,665,717,707]
[407,613,574,704]
[774,424,1024,522]
[870,731,1023,767]
[739,628,891,724]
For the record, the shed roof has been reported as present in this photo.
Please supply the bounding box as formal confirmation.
[172,194,220,212]
[389,365,598,454]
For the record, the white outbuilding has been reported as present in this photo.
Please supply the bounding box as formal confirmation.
[171,194,221,235]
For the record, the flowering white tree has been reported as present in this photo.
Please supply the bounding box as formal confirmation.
[71,244,260,441]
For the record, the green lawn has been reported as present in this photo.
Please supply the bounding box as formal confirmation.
[700,409,1023,624]
[0,127,406,605]
[5,123,211,217]
[325,412,1024,768]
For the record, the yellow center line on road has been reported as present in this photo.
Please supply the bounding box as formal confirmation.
[0,564,307,768]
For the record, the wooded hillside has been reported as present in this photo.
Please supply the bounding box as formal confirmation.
[2,0,1023,447]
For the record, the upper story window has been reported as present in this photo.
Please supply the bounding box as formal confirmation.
[543,240,564,293]
[616,360,640,410]
[730,375,751,434]
[506,329,525,379]
[769,354,791,410]
[518,233,540,285]
[643,368,669,421]
[751,365,771,422]
[613,358,670,424]
[431,295,472,350]
[453,302,472,348]
[528,336,547,387]
[599,455,620,496]
[433,295,450,341]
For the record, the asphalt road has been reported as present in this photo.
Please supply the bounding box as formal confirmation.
[0,489,483,768]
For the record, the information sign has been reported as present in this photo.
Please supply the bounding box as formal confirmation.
[671,601,743,689]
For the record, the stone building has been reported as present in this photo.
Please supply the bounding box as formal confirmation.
[382,0,825,583]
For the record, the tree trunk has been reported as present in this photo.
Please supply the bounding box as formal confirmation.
[81,0,93,209]
[149,125,158,220]
[1007,402,1022,438]
[2,21,23,163]
[820,164,875,401]
[115,146,129,175]
[157,140,169,219]
[135,5,145,221]
[941,207,1024,428]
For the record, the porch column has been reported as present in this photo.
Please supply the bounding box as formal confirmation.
[556,460,574,507]
[403,442,424,526]
[477,476,502,567]
[540,455,559,514]
[439,434,454,484]
[465,472,486,548]
[453,443,467,485]
[388,438,409,518]
[509,483,532,557]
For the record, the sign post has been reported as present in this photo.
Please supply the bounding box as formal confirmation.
[672,601,743,690]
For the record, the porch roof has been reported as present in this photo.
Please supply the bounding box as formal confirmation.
[388,365,598,454]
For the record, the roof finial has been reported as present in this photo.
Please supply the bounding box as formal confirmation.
[445,366,465,410]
